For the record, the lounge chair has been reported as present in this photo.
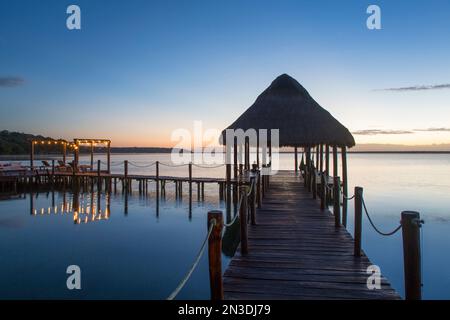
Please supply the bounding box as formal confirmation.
[57,160,71,172]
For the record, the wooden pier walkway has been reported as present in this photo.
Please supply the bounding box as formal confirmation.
[223,171,401,300]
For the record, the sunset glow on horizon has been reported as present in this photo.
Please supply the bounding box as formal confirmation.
[1,0,450,149]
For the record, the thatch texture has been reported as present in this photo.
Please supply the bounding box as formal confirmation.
[222,74,355,148]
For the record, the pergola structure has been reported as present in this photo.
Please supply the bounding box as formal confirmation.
[73,138,111,173]
[29,138,111,173]
[30,139,76,169]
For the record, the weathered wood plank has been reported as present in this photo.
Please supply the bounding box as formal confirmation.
[223,171,401,300]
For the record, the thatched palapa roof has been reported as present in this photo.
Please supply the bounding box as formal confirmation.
[222,74,355,148]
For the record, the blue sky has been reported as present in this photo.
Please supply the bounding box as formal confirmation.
[1,0,450,146]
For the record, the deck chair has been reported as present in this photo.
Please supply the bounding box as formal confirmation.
[40,160,52,172]
[57,160,71,172]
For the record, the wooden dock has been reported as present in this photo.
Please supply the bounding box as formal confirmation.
[223,171,401,300]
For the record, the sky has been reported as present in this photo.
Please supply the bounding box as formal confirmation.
[1,0,450,147]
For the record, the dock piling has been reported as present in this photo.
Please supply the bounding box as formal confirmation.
[207,210,224,300]
[354,187,363,257]
[401,211,423,300]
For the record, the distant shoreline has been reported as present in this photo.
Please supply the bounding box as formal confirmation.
[2,150,450,161]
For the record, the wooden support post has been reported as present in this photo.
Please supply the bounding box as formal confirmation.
[306,147,311,190]
[312,166,317,199]
[226,164,231,217]
[320,172,326,210]
[316,145,319,166]
[156,161,159,181]
[97,160,101,191]
[256,133,260,168]
[51,160,55,184]
[341,146,348,227]
[90,142,94,171]
[256,170,261,208]
[261,166,266,198]
[250,177,256,225]
[124,160,128,191]
[354,187,363,257]
[325,145,330,204]
[239,185,248,255]
[319,144,323,173]
[333,145,338,178]
[233,137,238,179]
[30,141,34,169]
[401,211,423,300]
[201,182,205,200]
[197,182,201,201]
[268,135,272,166]
[107,142,111,174]
[333,176,341,228]
[207,210,224,300]
[188,164,192,216]
[294,147,298,174]
[63,143,66,164]
[219,183,224,201]
[244,137,249,171]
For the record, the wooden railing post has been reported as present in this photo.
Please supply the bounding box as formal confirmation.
[401,211,422,300]
[320,172,325,210]
[207,210,224,300]
[239,185,248,255]
[354,187,363,257]
[333,176,341,228]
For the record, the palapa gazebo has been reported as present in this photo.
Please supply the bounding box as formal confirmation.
[221,73,355,205]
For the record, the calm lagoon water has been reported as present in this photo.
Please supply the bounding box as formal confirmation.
[1,153,449,299]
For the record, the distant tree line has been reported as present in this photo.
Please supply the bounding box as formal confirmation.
[0,130,58,155]
[0,131,174,155]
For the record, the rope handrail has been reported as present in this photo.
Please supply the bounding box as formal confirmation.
[223,174,256,229]
[128,161,156,168]
[192,163,225,169]
[362,197,402,236]
[343,194,355,201]
[223,201,241,228]
[166,220,216,300]
[159,162,188,168]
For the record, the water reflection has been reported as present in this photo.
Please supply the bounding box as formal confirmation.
[25,186,240,258]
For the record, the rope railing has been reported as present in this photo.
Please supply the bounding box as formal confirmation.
[166,169,259,300]
[127,161,156,168]
[361,197,402,237]
[166,219,216,300]
[159,162,189,168]
[192,163,225,169]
